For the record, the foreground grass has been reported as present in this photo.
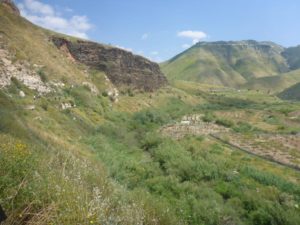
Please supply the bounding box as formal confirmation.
[1,82,300,224]
[1,73,300,225]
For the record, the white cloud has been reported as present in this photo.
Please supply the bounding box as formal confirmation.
[141,33,149,40]
[182,43,191,49]
[65,7,73,13]
[151,51,159,55]
[22,0,54,15]
[150,56,163,63]
[178,30,207,44]
[18,0,92,39]
[116,45,133,52]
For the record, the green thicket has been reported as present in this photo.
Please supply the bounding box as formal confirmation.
[1,78,300,225]
[84,97,300,225]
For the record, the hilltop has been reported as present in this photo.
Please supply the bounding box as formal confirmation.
[161,40,300,96]
[161,40,289,87]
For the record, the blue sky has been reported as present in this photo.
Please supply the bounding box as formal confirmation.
[16,0,300,62]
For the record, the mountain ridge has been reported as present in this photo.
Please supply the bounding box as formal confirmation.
[161,40,300,89]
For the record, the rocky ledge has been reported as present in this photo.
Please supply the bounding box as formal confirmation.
[52,37,168,91]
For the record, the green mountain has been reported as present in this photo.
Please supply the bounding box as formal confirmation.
[161,40,289,87]
[278,82,300,100]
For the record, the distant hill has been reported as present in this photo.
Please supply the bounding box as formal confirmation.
[161,40,289,87]
[242,69,300,93]
[278,82,300,101]
[282,45,300,70]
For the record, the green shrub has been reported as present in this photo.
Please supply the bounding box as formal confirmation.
[233,121,255,133]
[202,112,215,122]
[132,110,170,128]
[37,69,48,83]
[241,166,300,195]
[140,132,163,151]
[102,91,108,97]
[216,118,234,127]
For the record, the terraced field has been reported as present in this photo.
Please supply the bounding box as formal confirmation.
[214,133,300,170]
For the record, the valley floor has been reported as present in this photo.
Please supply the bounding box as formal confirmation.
[1,79,300,225]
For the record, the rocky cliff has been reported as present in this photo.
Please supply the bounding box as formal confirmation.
[52,37,168,91]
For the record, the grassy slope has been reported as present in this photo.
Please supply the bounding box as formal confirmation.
[0,6,92,85]
[278,82,300,101]
[161,41,288,87]
[1,6,300,225]
[242,69,300,94]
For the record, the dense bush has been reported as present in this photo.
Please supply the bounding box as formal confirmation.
[216,118,234,127]
[202,112,216,122]
[1,86,300,224]
[37,69,48,83]
[233,121,256,133]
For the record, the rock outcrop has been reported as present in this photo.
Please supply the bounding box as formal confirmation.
[52,37,168,91]
[0,37,51,93]
[0,0,20,15]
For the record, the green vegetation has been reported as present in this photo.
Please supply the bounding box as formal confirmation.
[37,68,48,83]
[1,3,300,225]
[278,82,300,101]
[161,41,300,97]
[215,118,234,127]
[242,69,300,94]
[2,78,300,224]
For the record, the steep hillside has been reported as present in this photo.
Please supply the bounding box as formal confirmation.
[0,2,167,94]
[282,45,300,70]
[161,40,289,87]
[278,82,300,101]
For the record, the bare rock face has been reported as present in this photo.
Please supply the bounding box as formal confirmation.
[52,37,168,91]
[0,0,20,15]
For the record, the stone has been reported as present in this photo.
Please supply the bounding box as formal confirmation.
[25,105,35,110]
[19,90,25,97]
[82,82,99,95]
[0,47,51,93]
[61,102,72,110]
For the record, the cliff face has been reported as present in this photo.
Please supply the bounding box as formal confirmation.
[52,37,168,91]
